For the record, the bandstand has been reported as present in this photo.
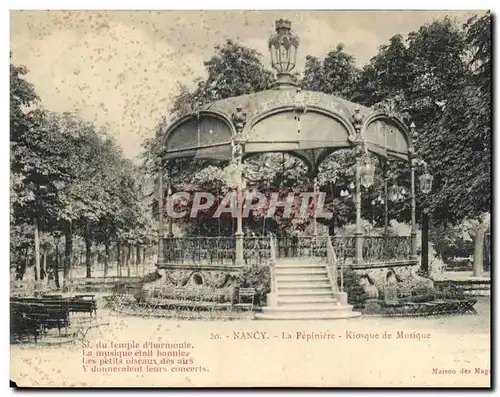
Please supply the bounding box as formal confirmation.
[154,19,434,320]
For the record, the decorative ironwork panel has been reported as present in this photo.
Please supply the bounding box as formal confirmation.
[161,235,411,267]
[162,237,236,266]
[330,236,356,262]
[362,236,412,263]
[243,237,272,266]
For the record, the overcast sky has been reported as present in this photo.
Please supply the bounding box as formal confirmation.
[10,10,482,162]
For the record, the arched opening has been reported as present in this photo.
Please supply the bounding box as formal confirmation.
[163,111,234,161]
[192,273,204,286]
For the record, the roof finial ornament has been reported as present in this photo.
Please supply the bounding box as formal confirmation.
[269,19,299,89]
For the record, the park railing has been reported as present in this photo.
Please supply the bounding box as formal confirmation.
[269,234,277,296]
[161,237,236,266]
[326,236,340,293]
[160,236,274,267]
[244,237,272,266]
[159,235,412,267]
[273,236,355,261]
[362,236,412,263]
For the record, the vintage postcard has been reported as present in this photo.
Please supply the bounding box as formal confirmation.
[10,10,491,388]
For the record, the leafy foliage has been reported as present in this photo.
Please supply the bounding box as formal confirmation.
[170,39,273,118]
[10,60,155,281]
[302,43,360,99]
[353,15,491,223]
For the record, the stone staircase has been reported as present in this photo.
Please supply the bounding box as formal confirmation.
[255,258,361,320]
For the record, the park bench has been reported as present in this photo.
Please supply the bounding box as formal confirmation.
[435,280,490,296]
[11,301,70,342]
[374,297,477,317]
[13,296,96,317]
[113,285,256,320]
[234,288,256,311]
[11,294,98,342]
[69,296,97,317]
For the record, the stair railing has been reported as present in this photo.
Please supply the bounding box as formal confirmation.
[269,233,277,296]
[326,236,340,293]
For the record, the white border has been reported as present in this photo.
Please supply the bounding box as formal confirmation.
[2,4,496,396]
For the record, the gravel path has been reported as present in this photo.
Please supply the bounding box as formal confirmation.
[10,297,490,387]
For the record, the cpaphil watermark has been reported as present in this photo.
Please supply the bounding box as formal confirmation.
[165,191,334,219]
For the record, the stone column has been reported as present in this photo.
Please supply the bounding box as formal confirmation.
[166,169,174,238]
[383,160,389,235]
[157,166,164,265]
[235,185,244,266]
[421,211,429,274]
[231,106,247,267]
[351,108,364,265]
[313,176,318,236]
[354,157,363,265]
[410,159,418,261]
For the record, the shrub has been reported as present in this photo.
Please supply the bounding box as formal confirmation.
[341,267,367,309]
[239,264,271,306]
[151,286,233,303]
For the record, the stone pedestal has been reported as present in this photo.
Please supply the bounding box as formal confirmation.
[334,291,348,305]
[384,285,398,305]
[266,292,277,307]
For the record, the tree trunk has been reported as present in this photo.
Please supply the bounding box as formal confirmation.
[63,222,73,280]
[421,212,429,274]
[484,233,490,271]
[54,243,60,289]
[473,225,485,277]
[135,244,140,275]
[33,217,40,281]
[85,224,92,278]
[117,242,122,277]
[328,219,335,237]
[20,248,28,280]
[122,244,127,276]
[42,250,47,281]
[126,244,131,277]
[136,244,141,265]
[104,239,110,278]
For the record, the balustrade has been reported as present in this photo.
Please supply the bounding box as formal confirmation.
[362,236,412,263]
[159,235,412,267]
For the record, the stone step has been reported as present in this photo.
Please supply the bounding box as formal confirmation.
[277,297,338,305]
[275,263,326,269]
[277,290,334,297]
[262,302,352,312]
[278,289,333,296]
[275,269,328,275]
[276,275,330,283]
[256,307,361,320]
[277,283,332,290]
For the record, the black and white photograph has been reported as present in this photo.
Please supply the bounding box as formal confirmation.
[9,9,491,387]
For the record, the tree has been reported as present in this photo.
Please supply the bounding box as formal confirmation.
[302,43,360,100]
[347,14,491,274]
[353,34,412,106]
[11,59,50,281]
[352,15,491,225]
[301,56,324,93]
[170,39,274,118]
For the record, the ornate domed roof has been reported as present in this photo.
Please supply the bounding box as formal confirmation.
[161,19,414,173]
[201,86,371,126]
